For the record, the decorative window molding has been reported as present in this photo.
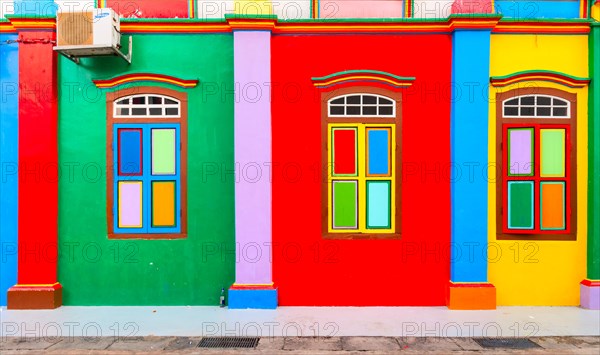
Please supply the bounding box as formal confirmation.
[502,95,571,119]
[490,70,590,88]
[320,86,402,240]
[93,73,199,89]
[106,87,188,239]
[312,70,415,90]
[496,87,577,241]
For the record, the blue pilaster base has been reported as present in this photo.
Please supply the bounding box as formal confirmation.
[228,288,278,309]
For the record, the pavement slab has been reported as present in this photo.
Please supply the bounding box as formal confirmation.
[569,336,600,348]
[256,336,285,350]
[342,336,401,351]
[45,336,115,350]
[399,336,463,351]
[163,336,201,350]
[283,337,342,351]
[0,337,63,350]
[107,336,176,351]
[531,336,582,350]
[452,337,486,350]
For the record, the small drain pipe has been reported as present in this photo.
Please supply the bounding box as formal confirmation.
[220,287,226,308]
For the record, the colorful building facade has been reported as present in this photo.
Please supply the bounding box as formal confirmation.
[0,0,598,310]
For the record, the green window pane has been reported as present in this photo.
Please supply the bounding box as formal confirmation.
[152,129,176,175]
[332,181,357,229]
[540,129,565,177]
[508,181,534,230]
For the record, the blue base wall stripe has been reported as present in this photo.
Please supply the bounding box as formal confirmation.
[228,289,278,309]
[495,1,580,19]
[450,30,491,283]
[0,34,19,306]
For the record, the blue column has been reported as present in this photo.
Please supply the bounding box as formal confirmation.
[0,33,19,306]
[448,22,496,309]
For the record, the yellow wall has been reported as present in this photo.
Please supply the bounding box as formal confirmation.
[593,3,600,21]
[489,35,588,305]
[234,0,273,15]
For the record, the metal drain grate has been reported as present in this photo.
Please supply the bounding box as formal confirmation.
[198,337,260,349]
[474,338,541,349]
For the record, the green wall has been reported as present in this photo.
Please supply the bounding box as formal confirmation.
[58,34,236,305]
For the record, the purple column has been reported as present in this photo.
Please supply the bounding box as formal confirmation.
[228,30,277,309]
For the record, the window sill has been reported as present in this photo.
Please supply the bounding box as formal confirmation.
[108,233,188,240]
[323,233,401,240]
[496,233,576,241]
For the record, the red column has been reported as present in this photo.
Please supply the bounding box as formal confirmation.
[7,26,62,309]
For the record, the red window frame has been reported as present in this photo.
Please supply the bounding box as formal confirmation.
[501,123,573,235]
[496,87,577,241]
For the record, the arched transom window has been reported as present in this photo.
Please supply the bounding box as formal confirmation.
[114,94,181,117]
[328,94,395,117]
[503,95,570,118]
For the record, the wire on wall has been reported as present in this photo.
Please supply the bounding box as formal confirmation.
[0,38,56,45]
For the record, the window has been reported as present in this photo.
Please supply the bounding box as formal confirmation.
[496,88,576,241]
[502,95,570,118]
[114,94,181,117]
[107,88,187,239]
[321,88,401,239]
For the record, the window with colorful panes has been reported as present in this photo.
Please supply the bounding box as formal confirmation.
[497,88,576,240]
[323,89,401,238]
[107,88,187,238]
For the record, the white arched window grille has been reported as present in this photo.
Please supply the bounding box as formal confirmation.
[503,95,570,118]
[114,94,181,118]
[328,94,395,117]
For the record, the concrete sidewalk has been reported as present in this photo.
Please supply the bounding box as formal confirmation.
[2,306,599,337]
[0,336,599,354]
[1,306,598,353]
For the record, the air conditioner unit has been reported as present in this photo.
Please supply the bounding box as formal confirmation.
[54,8,131,64]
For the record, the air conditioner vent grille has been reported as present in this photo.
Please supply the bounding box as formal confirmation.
[57,12,93,46]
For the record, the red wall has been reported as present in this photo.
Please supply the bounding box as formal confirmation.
[106,0,189,18]
[271,34,453,306]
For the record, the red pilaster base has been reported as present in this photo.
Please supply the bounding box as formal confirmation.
[447,282,496,310]
[7,284,62,309]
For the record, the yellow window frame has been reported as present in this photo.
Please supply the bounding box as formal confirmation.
[327,123,396,234]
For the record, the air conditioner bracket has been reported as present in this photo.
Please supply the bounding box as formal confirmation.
[53,36,132,65]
